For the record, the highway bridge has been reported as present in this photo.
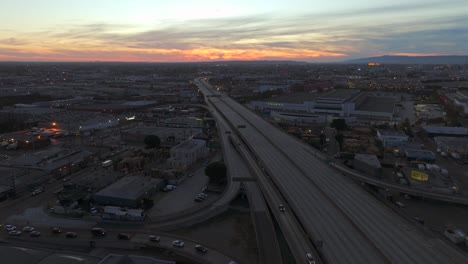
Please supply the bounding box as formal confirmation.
[195,78,468,264]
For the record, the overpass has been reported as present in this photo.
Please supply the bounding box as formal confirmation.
[195,78,468,264]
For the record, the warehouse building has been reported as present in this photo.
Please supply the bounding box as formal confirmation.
[167,139,208,170]
[423,126,468,137]
[252,89,397,124]
[404,149,436,162]
[94,176,164,208]
[353,154,382,178]
[376,129,409,147]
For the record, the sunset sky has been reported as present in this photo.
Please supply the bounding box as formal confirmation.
[0,0,467,62]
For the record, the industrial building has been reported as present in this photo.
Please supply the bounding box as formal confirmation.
[404,149,436,162]
[11,148,93,177]
[167,139,208,170]
[121,125,202,146]
[376,129,409,147]
[270,111,327,124]
[93,176,164,208]
[353,154,382,178]
[251,90,398,124]
[423,126,468,137]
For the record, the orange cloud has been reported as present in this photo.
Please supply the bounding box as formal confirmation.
[0,44,346,62]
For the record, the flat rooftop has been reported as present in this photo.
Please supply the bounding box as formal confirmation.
[355,96,396,113]
[378,129,407,137]
[95,176,163,201]
[172,139,205,151]
[258,92,322,104]
[124,126,200,135]
[317,89,360,101]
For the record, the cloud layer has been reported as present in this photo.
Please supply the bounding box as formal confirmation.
[0,1,467,62]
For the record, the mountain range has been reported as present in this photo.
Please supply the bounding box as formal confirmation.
[344,55,468,64]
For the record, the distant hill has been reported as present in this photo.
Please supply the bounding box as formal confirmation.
[344,55,468,64]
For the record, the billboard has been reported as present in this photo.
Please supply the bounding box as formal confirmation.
[411,170,429,181]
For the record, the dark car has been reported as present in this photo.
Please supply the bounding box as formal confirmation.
[278,204,286,212]
[65,232,78,238]
[149,235,160,242]
[30,231,41,237]
[91,227,106,236]
[195,244,208,253]
[52,227,63,234]
[117,233,131,240]
[414,216,425,224]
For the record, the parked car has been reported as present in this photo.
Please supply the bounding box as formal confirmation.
[149,235,160,242]
[5,225,16,231]
[9,230,21,236]
[52,227,63,234]
[30,231,41,237]
[195,245,208,253]
[117,233,131,240]
[91,227,106,236]
[65,232,78,238]
[32,187,45,196]
[22,226,35,232]
[172,240,184,247]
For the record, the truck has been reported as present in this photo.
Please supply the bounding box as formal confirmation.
[101,160,113,168]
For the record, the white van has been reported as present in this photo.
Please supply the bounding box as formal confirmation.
[444,229,466,244]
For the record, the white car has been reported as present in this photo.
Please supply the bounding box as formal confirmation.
[172,240,184,247]
[9,230,22,236]
[306,253,316,264]
[22,226,35,232]
[5,225,16,231]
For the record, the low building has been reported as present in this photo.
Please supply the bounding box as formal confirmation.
[376,129,409,147]
[423,126,468,137]
[404,149,436,162]
[353,154,382,177]
[122,126,202,146]
[270,111,327,124]
[167,139,208,170]
[94,176,164,208]
[11,148,93,177]
[251,90,398,124]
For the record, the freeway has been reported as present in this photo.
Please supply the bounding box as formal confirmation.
[211,99,283,264]
[195,78,468,264]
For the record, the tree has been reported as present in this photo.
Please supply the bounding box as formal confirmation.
[330,119,347,131]
[205,161,227,185]
[335,133,344,151]
[144,135,161,149]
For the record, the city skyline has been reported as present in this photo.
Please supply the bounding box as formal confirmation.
[1,0,467,62]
